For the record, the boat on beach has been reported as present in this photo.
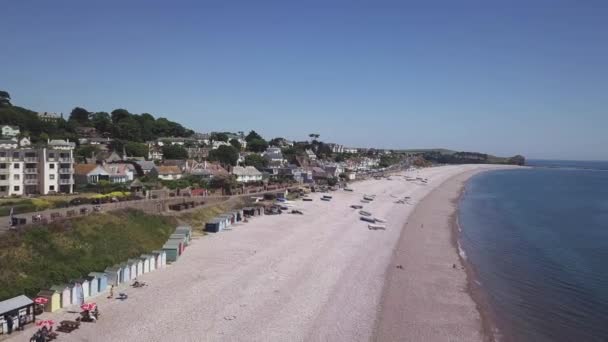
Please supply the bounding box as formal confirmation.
[368,224,386,230]
[359,210,372,216]
[360,216,376,223]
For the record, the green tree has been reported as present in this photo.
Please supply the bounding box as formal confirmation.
[0,91,11,107]
[90,112,112,134]
[75,145,100,161]
[210,132,229,142]
[247,138,268,153]
[229,138,242,150]
[245,130,263,142]
[269,137,284,146]
[243,154,268,169]
[125,141,149,157]
[69,107,90,126]
[115,116,142,141]
[161,144,188,159]
[208,145,239,166]
[111,108,130,124]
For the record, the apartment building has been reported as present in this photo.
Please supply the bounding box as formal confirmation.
[0,139,74,196]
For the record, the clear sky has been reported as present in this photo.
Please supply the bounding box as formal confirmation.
[2,0,607,160]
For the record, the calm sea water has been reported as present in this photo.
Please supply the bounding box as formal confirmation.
[459,160,608,342]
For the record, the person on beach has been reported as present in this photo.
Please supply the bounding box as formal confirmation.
[108,285,114,298]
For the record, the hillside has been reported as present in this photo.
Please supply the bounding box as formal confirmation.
[0,209,177,300]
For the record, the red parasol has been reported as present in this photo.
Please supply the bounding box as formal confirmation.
[80,302,97,311]
[36,320,54,327]
[34,297,49,305]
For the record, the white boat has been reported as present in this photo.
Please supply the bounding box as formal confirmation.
[359,210,372,216]
[374,218,387,223]
[360,216,376,223]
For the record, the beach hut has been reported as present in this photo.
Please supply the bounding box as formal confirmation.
[162,241,182,262]
[152,250,167,268]
[142,254,156,272]
[71,278,90,299]
[89,272,108,294]
[139,255,151,273]
[204,218,222,233]
[170,233,188,247]
[70,282,85,306]
[87,275,99,297]
[50,284,71,308]
[129,258,144,277]
[36,289,61,313]
[104,266,123,286]
[175,225,192,243]
[167,237,185,254]
[0,295,35,334]
[118,263,131,282]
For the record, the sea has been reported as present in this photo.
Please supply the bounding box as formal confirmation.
[458,160,608,342]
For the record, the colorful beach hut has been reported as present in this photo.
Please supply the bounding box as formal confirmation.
[204,218,223,233]
[139,255,151,273]
[36,289,61,313]
[128,258,144,277]
[50,284,71,308]
[175,226,192,244]
[90,272,108,293]
[162,241,182,262]
[170,233,188,247]
[71,278,90,299]
[152,250,167,268]
[119,263,131,282]
[142,254,156,272]
[104,266,123,286]
[70,282,84,306]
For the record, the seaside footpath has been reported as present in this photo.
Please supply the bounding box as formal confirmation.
[7,164,515,342]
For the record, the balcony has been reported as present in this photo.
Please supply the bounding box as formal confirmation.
[0,168,9,174]
[24,157,38,162]
[24,179,38,185]
[59,168,73,174]
[58,179,73,185]
[24,168,38,174]
[0,179,9,185]
[58,157,72,162]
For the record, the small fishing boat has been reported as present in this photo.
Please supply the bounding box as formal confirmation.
[303,198,313,202]
[361,200,370,203]
[321,197,331,201]
[359,210,372,216]
[344,188,354,192]
[360,216,376,223]
[368,224,386,230]
[351,205,363,209]
[322,195,333,199]
[374,218,387,223]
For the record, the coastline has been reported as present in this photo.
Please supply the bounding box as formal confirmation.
[374,168,511,342]
[6,165,516,342]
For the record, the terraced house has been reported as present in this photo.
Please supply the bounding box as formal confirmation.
[0,139,75,196]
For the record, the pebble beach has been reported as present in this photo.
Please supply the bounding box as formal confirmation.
[8,164,515,342]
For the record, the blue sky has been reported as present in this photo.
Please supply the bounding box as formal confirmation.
[2,0,607,160]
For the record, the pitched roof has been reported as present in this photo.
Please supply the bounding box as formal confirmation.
[74,163,98,175]
[0,295,33,314]
[136,160,156,170]
[232,166,262,176]
[156,165,182,175]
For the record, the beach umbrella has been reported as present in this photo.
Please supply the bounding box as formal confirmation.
[34,297,48,304]
[81,302,97,311]
[36,320,54,327]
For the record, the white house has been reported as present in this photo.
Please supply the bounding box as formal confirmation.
[1,125,20,138]
[153,165,182,180]
[232,166,263,183]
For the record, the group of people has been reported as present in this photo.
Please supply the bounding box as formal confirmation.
[3,314,27,334]
[30,326,55,342]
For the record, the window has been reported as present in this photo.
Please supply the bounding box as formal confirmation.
[0,152,5,157]
[13,186,19,191]
[0,163,6,169]
[13,174,19,180]
[49,153,55,159]
[0,186,6,192]
[13,163,19,169]
[49,174,55,180]
[13,152,19,159]
[49,185,55,191]
[0,175,6,180]
[49,163,55,169]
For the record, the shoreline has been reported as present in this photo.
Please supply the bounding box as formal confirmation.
[374,167,513,342]
[452,173,501,342]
